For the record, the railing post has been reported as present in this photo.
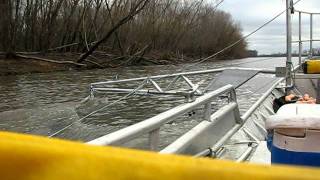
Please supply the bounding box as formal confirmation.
[310,13,313,58]
[299,12,302,68]
[229,89,237,103]
[204,102,212,121]
[229,89,242,124]
[149,128,160,151]
[317,80,320,104]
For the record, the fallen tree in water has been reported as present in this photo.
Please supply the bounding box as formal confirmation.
[15,54,87,67]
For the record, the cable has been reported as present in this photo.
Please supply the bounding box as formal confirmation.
[213,0,225,10]
[185,0,303,69]
[48,79,148,137]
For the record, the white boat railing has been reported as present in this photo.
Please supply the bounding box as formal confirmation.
[87,75,285,157]
[87,84,240,150]
[293,9,320,64]
[161,77,284,156]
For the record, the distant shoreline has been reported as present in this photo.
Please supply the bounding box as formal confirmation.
[0,53,254,76]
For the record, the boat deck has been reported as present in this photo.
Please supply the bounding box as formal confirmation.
[249,141,271,164]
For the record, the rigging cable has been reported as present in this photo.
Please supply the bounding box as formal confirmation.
[185,0,303,69]
[213,0,225,10]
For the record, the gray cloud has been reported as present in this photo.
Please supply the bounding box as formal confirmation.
[220,0,320,54]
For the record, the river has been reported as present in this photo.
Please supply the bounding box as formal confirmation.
[0,57,298,149]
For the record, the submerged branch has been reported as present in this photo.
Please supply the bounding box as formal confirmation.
[15,54,87,67]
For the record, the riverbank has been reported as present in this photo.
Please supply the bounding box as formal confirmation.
[0,57,74,76]
[0,52,214,76]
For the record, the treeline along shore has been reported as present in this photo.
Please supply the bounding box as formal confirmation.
[0,0,247,75]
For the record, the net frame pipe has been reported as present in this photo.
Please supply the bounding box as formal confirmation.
[90,67,275,86]
[93,88,191,96]
[90,68,274,98]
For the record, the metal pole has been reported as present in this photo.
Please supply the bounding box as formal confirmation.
[91,67,275,86]
[229,89,242,124]
[204,103,212,121]
[286,0,293,94]
[310,14,313,58]
[317,80,320,104]
[299,12,302,68]
[149,128,160,151]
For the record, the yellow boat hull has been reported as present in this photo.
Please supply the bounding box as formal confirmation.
[0,131,319,180]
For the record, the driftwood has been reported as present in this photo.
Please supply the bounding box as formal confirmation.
[85,55,105,68]
[119,44,151,66]
[0,41,99,56]
[48,42,80,51]
[84,59,104,68]
[0,44,80,56]
[15,54,87,67]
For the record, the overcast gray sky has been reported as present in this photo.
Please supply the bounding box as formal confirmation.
[219,0,320,55]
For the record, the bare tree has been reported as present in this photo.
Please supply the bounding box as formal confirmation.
[1,0,247,65]
[77,0,149,63]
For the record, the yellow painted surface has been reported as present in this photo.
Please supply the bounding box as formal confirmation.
[0,131,320,180]
[306,60,320,74]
